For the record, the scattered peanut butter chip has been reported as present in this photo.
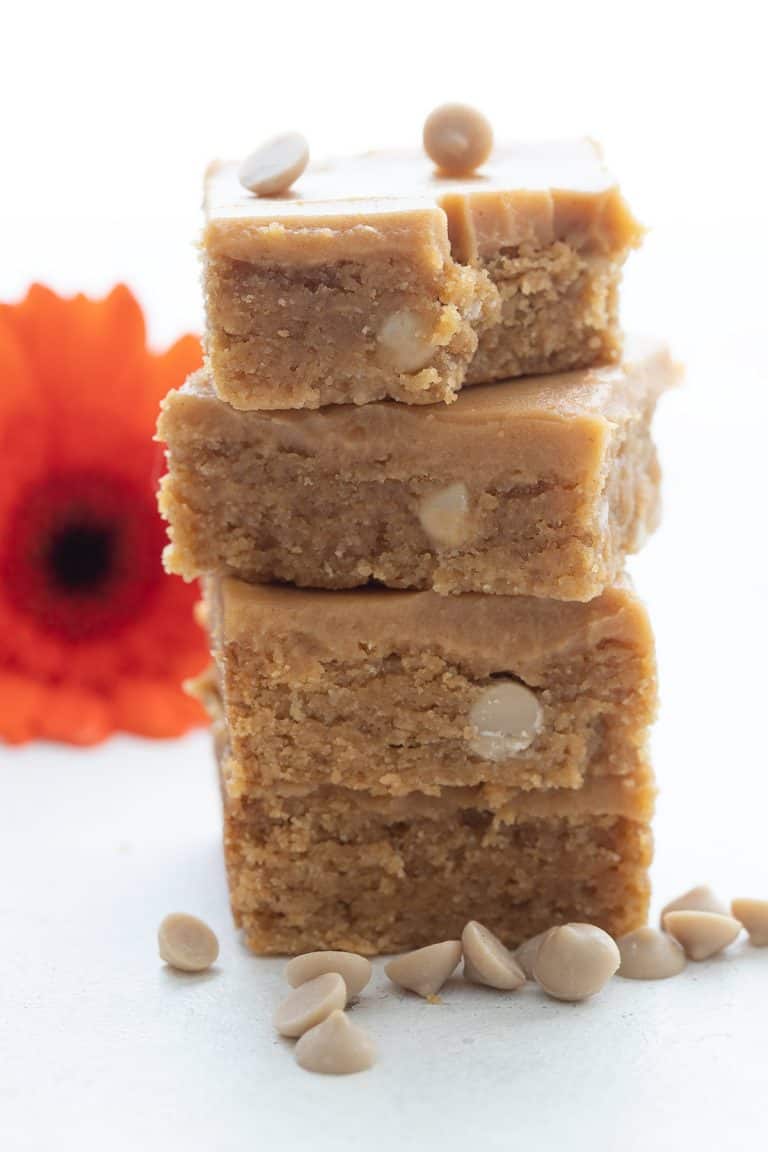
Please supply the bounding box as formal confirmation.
[158,913,219,973]
[663,911,742,961]
[533,923,620,1001]
[284,951,372,999]
[385,940,462,998]
[514,931,549,979]
[731,898,768,946]
[418,483,471,549]
[462,921,525,990]
[295,1010,376,1075]
[375,309,434,373]
[660,884,728,925]
[273,972,347,1038]
[238,132,309,196]
[468,680,542,760]
[423,103,493,176]
[617,927,687,980]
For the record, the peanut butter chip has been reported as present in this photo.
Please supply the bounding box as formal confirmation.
[660,884,728,925]
[423,103,493,176]
[663,911,742,961]
[284,951,372,999]
[273,972,347,1038]
[295,1010,376,1075]
[468,680,542,760]
[462,921,525,990]
[418,483,470,548]
[238,132,309,196]
[385,940,462,998]
[158,913,219,973]
[514,931,549,979]
[533,924,620,1001]
[617,927,687,980]
[731,898,768,946]
[376,309,434,373]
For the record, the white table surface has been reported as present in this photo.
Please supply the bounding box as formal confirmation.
[2,347,767,1151]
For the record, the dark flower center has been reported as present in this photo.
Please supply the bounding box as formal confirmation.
[46,522,116,595]
[2,467,167,643]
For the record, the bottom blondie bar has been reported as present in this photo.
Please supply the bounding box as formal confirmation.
[218,747,653,955]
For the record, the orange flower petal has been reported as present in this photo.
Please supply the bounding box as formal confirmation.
[0,315,47,516]
[36,684,114,746]
[0,673,48,744]
[145,333,204,425]
[111,677,207,739]
[0,284,208,746]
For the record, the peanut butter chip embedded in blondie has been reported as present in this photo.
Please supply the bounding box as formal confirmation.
[284,951,373,998]
[273,972,347,1038]
[238,132,309,196]
[617,927,687,979]
[423,103,493,176]
[533,924,620,1001]
[385,940,462,998]
[462,921,526,990]
[662,911,742,961]
[514,931,549,979]
[295,1010,377,1075]
[158,913,219,973]
[468,680,543,760]
[659,884,728,925]
[731,898,768,946]
[418,482,470,548]
[375,310,435,373]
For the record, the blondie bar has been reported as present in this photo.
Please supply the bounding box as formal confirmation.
[158,339,673,599]
[203,140,641,409]
[201,577,656,800]
[217,757,654,955]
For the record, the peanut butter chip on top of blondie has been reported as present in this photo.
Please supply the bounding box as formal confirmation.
[533,923,620,1001]
[158,913,219,973]
[731,898,768,946]
[462,921,525,990]
[238,132,309,196]
[296,1010,377,1075]
[284,951,372,999]
[468,679,543,760]
[423,103,493,176]
[660,884,728,925]
[273,972,347,1038]
[617,927,687,980]
[385,940,462,998]
[663,911,742,961]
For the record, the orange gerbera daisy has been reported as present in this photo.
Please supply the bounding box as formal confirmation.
[0,284,209,745]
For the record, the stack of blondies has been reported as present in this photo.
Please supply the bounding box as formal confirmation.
[158,132,675,955]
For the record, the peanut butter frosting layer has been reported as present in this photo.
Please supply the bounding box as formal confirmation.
[210,575,653,678]
[205,140,642,263]
[220,762,656,824]
[170,336,672,473]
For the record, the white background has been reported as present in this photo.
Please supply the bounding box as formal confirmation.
[2,1,768,1149]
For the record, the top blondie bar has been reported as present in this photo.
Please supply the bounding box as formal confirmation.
[203,138,642,410]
